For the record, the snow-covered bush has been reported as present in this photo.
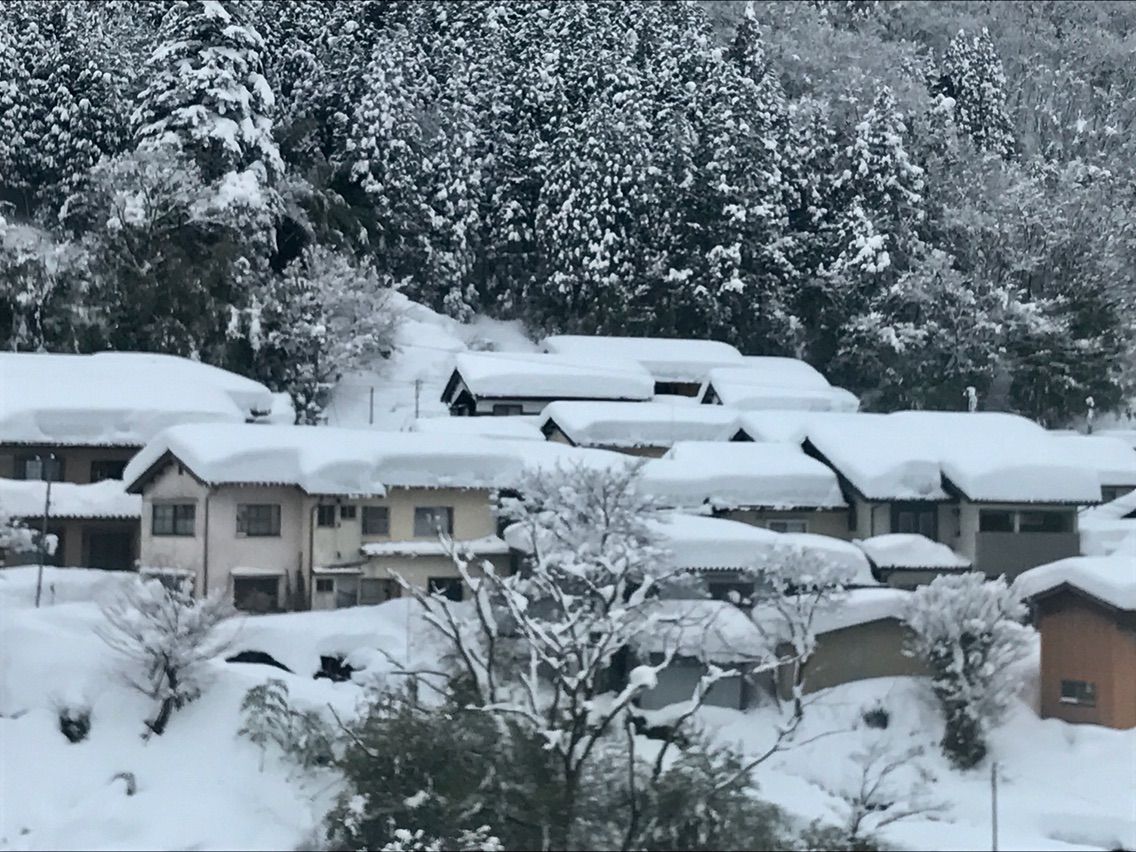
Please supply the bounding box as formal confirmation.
[238,678,333,770]
[902,573,1032,768]
[96,576,232,736]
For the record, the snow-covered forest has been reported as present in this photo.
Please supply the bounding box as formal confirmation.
[1,0,1134,425]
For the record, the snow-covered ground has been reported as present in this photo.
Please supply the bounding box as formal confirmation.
[1,568,1133,851]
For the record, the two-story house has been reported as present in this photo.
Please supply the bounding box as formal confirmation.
[539,401,738,458]
[0,352,281,570]
[122,423,629,612]
[440,351,654,417]
[541,334,745,398]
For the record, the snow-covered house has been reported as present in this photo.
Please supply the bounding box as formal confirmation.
[0,479,141,571]
[538,401,737,457]
[640,442,849,537]
[1051,434,1136,502]
[0,352,279,486]
[854,533,972,589]
[123,424,535,612]
[440,351,654,416]
[1015,555,1136,729]
[800,412,1100,579]
[540,334,744,397]
[698,360,860,413]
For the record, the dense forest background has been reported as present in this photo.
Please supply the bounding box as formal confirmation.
[1,0,1133,424]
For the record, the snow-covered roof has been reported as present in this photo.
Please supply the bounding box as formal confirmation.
[1095,428,1136,450]
[446,351,653,402]
[124,424,635,496]
[0,352,276,447]
[541,335,744,383]
[408,416,545,442]
[729,410,846,444]
[1076,490,1136,556]
[809,588,914,634]
[1082,488,1136,522]
[640,442,845,510]
[1014,555,1136,611]
[634,598,769,663]
[1050,435,1136,487]
[855,534,971,570]
[701,363,860,412]
[805,412,1101,504]
[0,478,141,519]
[539,401,737,448]
[360,535,510,557]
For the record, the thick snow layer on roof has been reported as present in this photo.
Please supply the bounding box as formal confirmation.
[1014,554,1136,611]
[450,351,653,401]
[778,532,876,586]
[1050,435,1136,486]
[1078,491,1136,556]
[809,588,913,634]
[360,535,510,557]
[541,335,744,382]
[0,352,275,446]
[641,442,845,509]
[634,598,769,663]
[855,534,971,570]
[1095,428,1136,450]
[539,401,737,448]
[735,357,834,390]
[124,424,634,495]
[702,365,860,412]
[730,411,845,444]
[0,478,141,519]
[1082,488,1136,522]
[806,412,1101,503]
[408,416,544,442]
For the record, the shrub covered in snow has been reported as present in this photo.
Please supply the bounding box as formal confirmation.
[902,573,1032,768]
[95,576,233,737]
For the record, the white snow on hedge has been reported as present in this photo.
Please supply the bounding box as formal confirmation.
[806,412,1101,503]
[640,442,845,510]
[855,534,971,570]
[0,478,141,519]
[0,352,276,447]
[539,401,737,448]
[360,535,510,557]
[408,416,544,442]
[449,350,654,401]
[1014,554,1136,611]
[1050,434,1136,487]
[701,362,860,412]
[541,334,744,383]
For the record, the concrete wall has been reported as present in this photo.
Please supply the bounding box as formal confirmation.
[1037,591,1136,729]
[0,444,137,484]
[721,508,851,539]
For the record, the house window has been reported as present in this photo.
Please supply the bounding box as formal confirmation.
[233,576,280,613]
[316,505,337,527]
[152,503,196,536]
[362,506,390,536]
[428,577,463,602]
[414,507,454,537]
[979,510,1014,533]
[1018,510,1073,533]
[90,460,127,482]
[16,455,64,482]
[891,502,938,538]
[236,504,281,537]
[340,505,357,521]
[491,403,524,416]
[315,578,335,594]
[360,577,396,605]
[1059,679,1096,706]
[767,519,808,534]
[708,580,756,608]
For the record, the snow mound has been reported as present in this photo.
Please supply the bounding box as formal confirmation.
[0,478,141,519]
[1050,434,1136,487]
[541,334,744,383]
[729,410,846,444]
[0,351,276,447]
[856,534,972,570]
[809,587,913,634]
[450,350,654,401]
[702,364,861,412]
[539,401,737,448]
[1014,554,1136,611]
[641,441,845,509]
[408,415,544,441]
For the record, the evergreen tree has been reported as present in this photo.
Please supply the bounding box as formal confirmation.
[937,28,1015,158]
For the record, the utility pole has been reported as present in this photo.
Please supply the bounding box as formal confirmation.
[368,386,375,426]
[34,453,56,608]
[1086,396,1095,434]
[990,760,999,852]
[414,379,422,420]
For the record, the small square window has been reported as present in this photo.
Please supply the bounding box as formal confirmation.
[315,578,334,594]
[340,505,357,520]
[152,503,196,536]
[316,505,337,527]
[362,506,390,536]
[414,507,454,537]
[1059,679,1096,706]
[767,519,808,534]
[237,504,281,537]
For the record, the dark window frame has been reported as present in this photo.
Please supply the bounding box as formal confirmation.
[979,510,1015,533]
[1018,510,1074,534]
[16,455,64,482]
[491,403,524,416]
[314,577,335,594]
[90,459,127,482]
[891,501,938,539]
[414,506,454,537]
[236,503,282,537]
[316,505,337,528]
[362,505,390,536]
[1059,679,1096,706]
[152,503,196,536]
[340,505,357,520]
